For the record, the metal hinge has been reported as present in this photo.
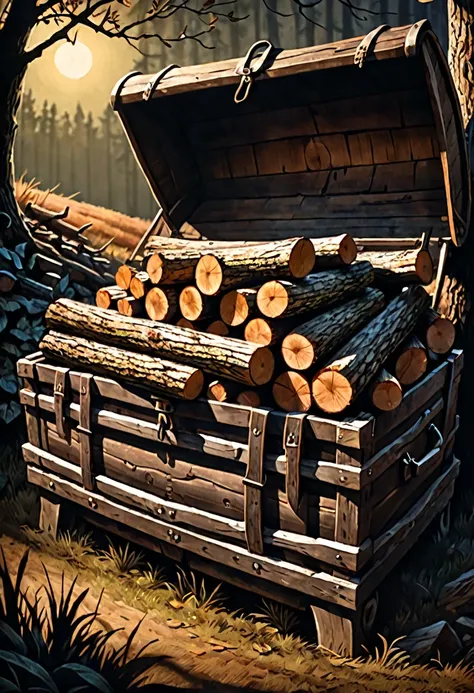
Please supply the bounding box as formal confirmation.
[234,40,273,104]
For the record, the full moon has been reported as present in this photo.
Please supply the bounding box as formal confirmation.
[54,41,93,80]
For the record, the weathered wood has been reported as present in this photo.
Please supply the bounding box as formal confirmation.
[394,335,428,386]
[244,410,269,555]
[311,603,362,657]
[179,286,215,321]
[281,289,385,371]
[273,372,312,413]
[145,287,178,321]
[40,331,204,400]
[95,285,127,310]
[370,369,403,412]
[145,249,200,285]
[39,496,61,539]
[257,263,374,319]
[310,234,358,268]
[220,288,258,327]
[312,286,431,413]
[27,466,358,608]
[45,299,275,386]
[399,622,462,663]
[78,373,94,491]
[360,248,434,286]
[438,568,474,613]
[195,237,316,296]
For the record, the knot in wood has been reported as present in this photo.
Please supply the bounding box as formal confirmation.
[252,562,262,572]
[169,509,176,519]
[88,497,98,510]
[252,427,262,437]
[168,529,174,537]
[49,481,55,490]
[157,507,165,515]
[173,534,181,543]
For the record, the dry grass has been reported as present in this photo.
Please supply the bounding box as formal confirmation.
[15,176,151,261]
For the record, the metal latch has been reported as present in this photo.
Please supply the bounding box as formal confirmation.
[354,24,391,68]
[143,64,180,102]
[154,398,174,443]
[234,40,273,104]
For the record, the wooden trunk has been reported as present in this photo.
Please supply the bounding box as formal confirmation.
[19,21,471,659]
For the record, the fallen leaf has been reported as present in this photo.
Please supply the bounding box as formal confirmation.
[168,599,185,609]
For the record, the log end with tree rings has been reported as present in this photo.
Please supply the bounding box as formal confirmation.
[272,371,312,413]
[129,272,149,299]
[281,333,315,371]
[117,296,143,318]
[115,264,136,290]
[220,289,251,326]
[339,234,358,265]
[176,317,196,330]
[236,390,261,408]
[207,379,236,402]
[207,320,230,336]
[244,318,273,346]
[95,286,126,310]
[195,254,223,296]
[145,287,177,322]
[395,337,428,385]
[183,369,205,400]
[426,316,456,354]
[415,249,435,285]
[370,369,403,412]
[288,238,315,278]
[257,281,289,319]
[180,286,205,321]
[249,347,275,386]
[145,253,164,284]
[311,368,353,414]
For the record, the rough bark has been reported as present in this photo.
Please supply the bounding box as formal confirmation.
[310,234,357,268]
[195,238,315,296]
[145,250,201,285]
[257,262,374,319]
[312,286,431,413]
[361,249,434,288]
[281,288,385,371]
[96,285,127,310]
[448,0,474,127]
[40,331,204,400]
[45,298,275,386]
[394,335,428,386]
[370,369,403,413]
[145,236,265,253]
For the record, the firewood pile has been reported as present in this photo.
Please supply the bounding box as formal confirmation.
[39,233,456,415]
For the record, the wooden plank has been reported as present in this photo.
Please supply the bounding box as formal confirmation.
[26,466,359,609]
[335,487,371,548]
[39,496,61,539]
[228,145,257,178]
[284,413,307,525]
[244,410,269,555]
[311,603,362,657]
[78,374,94,491]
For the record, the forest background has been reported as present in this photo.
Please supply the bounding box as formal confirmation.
[15,0,448,222]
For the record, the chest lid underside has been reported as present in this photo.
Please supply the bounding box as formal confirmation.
[112,21,471,247]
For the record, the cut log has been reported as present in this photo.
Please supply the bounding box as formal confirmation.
[311,286,431,414]
[95,285,127,310]
[394,336,428,386]
[145,287,178,322]
[370,369,403,412]
[0,270,16,292]
[40,331,204,400]
[207,379,240,403]
[176,318,196,330]
[311,234,357,268]
[195,237,315,296]
[179,286,215,322]
[423,308,456,354]
[244,317,296,347]
[272,371,312,413]
[281,288,385,371]
[236,390,261,407]
[46,299,275,386]
[145,236,266,253]
[115,264,137,290]
[257,262,374,319]
[129,271,151,299]
[220,288,258,327]
[117,296,143,318]
[145,250,200,286]
[207,320,230,337]
[360,248,434,286]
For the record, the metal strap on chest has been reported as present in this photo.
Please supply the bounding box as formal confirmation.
[354,24,391,68]
[234,40,273,104]
[53,368,70,441]
[284,413,308,526]
[77,374,94,491]
[111,70,142,110]
[243,409,270,555]
[143,64,180,102]
[154,397,174,443]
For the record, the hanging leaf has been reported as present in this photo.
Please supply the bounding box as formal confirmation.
[2,343,22,357]
[10,329,31,342]
[0,375,19,394]
[0,247,11,262]
[0,358,14,376]
[17,316,30,331]
[13,296,48,315]
[14,242,27,259]
[0,298,21,312]
[8,251,22,271]
[0,311,7,333]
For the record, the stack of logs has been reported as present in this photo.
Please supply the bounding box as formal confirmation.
[40,233,456,415]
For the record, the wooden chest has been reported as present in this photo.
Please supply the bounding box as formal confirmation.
[19,21,469,656]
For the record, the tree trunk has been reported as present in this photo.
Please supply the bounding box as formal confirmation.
[45,298,275,386]
[41,330,204,400]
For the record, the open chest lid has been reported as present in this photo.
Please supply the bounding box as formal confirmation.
[112,20,470,247]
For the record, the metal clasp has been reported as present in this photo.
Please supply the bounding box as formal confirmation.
[143,64,180,102]
[234,40,273,104]
[154,398,174,443]
[354,24,391,69]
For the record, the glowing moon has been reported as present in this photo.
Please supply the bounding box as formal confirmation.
[54,41,93,80]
